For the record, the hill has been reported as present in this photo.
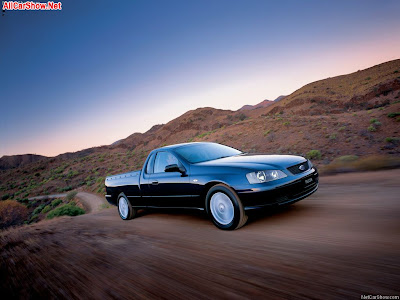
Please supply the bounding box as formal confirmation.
[0,59,399,203]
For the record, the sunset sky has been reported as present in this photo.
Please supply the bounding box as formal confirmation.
[1,0,400,157]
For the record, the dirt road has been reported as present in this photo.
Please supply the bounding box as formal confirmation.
[75,191,107,213]
[1,170,399,299]
[28,193,68,200]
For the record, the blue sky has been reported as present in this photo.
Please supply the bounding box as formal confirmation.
[1,0,399,156]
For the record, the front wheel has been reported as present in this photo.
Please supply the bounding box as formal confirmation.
[206,184,247,230]
[117,193,137,220]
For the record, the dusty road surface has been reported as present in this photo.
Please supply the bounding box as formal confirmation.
[1,170,399,299]
[75,191,107,213]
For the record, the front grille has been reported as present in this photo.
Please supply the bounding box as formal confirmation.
[275,195,289,204]
[292,181,318,198]
[287,161,310,175]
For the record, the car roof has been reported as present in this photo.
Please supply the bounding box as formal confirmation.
[158,142,216,151]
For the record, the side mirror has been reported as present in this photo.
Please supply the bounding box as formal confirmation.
[165,164,186,174]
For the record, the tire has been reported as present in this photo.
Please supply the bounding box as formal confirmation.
[206,184,248,230]
[117,193,137,220]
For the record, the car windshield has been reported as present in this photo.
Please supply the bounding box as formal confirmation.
[174,143,242,163]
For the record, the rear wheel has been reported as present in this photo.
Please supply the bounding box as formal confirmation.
[206,184,247,230]
[117,193,136,220]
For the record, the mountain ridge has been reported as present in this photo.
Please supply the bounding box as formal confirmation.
[0,154,47,170]
[238,95,286,111]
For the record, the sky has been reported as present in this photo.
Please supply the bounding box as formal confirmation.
[1,0,400,157]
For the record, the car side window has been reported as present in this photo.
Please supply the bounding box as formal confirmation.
[146,153,155,174]
[154,152,180,173]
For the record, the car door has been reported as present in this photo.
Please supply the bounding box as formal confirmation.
[139,152,156,206]
[147,151,193,208]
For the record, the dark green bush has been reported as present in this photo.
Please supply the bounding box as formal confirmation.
[29,214,39,224]
[236,113,247,121]
[42,205,52,214]
[51,198,62,207]
[33,204,45,215]
[66,170,79,178]
[54,166,65,174]
[385,137,400,143]
[57,186,72,193]
[306,150,322,160]
[27,200,36,209]
[17,198,29,205]
[46,204,85,219]
[387,112,400,118]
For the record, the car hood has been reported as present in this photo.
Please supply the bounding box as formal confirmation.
[196,154,306,170]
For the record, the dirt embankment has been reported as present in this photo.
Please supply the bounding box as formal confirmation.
[1,170,400,299]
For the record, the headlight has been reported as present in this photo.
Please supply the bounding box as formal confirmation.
[246,170,287,184]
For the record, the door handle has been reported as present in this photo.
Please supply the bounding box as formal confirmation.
[152,180,159,185]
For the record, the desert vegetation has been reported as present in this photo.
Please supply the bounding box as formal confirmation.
[0,192,85,229]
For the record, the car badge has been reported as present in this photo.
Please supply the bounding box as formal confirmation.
[299,165,305,171]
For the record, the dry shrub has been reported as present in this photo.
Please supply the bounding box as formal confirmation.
[0,200,28,229]
[351,155,400,171]
[322,155,400,174]
[66,191,78,201]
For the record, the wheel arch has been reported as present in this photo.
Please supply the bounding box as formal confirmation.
[106,187,127,206]
[202,181,235,213]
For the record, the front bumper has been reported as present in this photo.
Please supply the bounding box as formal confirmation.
[237,168,319,209]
